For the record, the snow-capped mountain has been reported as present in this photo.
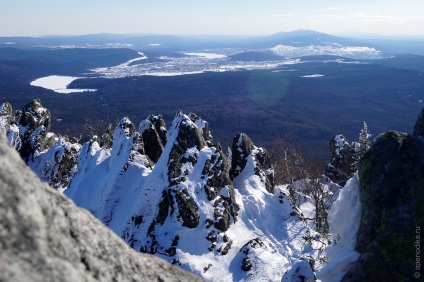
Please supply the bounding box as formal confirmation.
[1,99,341,281]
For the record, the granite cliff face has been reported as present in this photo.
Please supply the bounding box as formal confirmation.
[342,108,424,281]
[0,131,202,282]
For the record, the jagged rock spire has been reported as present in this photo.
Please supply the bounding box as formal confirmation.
[139,114,167,163]
[230,133,275,193]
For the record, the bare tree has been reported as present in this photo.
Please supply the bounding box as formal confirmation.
[270,136,306,185]
[290,156,339,235]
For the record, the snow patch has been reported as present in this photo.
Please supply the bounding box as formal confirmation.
[30,75,96,94]
[301,74,324,78]
[183,52,227,59]
[316,174,362,281]
[271,44,381,59]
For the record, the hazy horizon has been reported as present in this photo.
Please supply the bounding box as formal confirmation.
[1,0,423,38]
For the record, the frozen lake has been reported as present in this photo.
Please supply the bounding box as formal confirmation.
[30,75,96,94]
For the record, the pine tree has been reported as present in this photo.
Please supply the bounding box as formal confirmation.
[358,121,371,157]
[351,121,371,171]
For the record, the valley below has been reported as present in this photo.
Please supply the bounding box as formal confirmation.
[1,30,424,156]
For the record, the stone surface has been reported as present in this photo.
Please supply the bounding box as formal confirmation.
[325,134,356,185]
[0,102,21,150]
[230,133,275,193]
[16,99,53,161]
[0,132,202,282]
[139,114,167,163]
[343,129,424,281]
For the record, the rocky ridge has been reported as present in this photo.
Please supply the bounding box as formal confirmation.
[1,99,327,281]
[0,130,202,282]
[8,99,421,281]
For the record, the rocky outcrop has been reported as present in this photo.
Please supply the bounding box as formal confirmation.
[342,109,424,281]
[0,132,202,282]
[282,259,316,282]
[167,111,207,187]
[29,137,82,190]
[325,134,356,185]
[17,99,55,161]
[139,114,167,163]
[1,100,314,281]
[238,238,267,272]
[0,102,21,150]
[144,112,239,256]
[190,113,213,146]
[230,133,275,193]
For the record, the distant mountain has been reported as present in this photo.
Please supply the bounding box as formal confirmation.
[1,30,423,56]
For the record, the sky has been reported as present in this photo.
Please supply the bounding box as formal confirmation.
[1,0,423,37]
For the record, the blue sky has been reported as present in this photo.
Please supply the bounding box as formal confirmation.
[1,0,423,36]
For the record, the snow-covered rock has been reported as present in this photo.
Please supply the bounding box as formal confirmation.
[230,133,274,194]
[139,114,167,162]
[15,99,55,161]
[27,137,81,190]
[325,134,355,185]
[0,102,21,150]
[3,100,367,281]
[0,131,202,282]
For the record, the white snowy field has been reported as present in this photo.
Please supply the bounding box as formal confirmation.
[30,75,96,94]
[271,44,381,59]
[301,74,324,78]
[183,52,227,59]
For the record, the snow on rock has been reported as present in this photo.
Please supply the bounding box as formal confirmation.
[2,100,335,282]
[139,114,167,163]
[230,133,274,194]
[15,99,54,162]
[61,111,322,281]
[325,134,355,185]
[281,258,316,282]
[27,137,82,191]
[190,112,213,146]
[65,117,152,229]
[0,102,22,150]
[0,131,202,282]
[316,174,361,282]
